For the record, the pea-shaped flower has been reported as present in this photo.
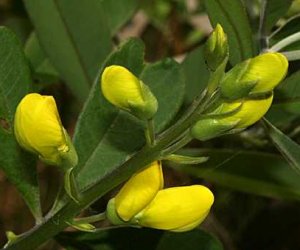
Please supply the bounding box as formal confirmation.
[101,65,158,120]
[106,161,163,223]
[14,93,77,167]
[106,161,214,232]
[191,95,273,140]
[220,53,288,99]
[134,185,214,232]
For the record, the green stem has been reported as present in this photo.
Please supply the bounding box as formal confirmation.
[74,212,106,224]
[258,0,268,51]
[145,119,155,146]
[270,31,300,52]
[4,91,213,250]
[160,132,192,157]
[281,50,300,61]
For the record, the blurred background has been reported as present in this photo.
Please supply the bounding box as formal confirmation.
[1,0,300,249]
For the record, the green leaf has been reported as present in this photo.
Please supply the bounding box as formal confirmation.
[23,0,112,102]
[0,27,41,220]
[24,32,60,87]
[182,46,209,105]
[265,0,293,31]
[204,0,254,65]
[270,15,300,51]
[266,71,300,125]
[74,38,185,190]
[156,230,223,250]
[263,118,300,175]
[57,228,163,250]
[172,148,300,200]
[102,0,139,35]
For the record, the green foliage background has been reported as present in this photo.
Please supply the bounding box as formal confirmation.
[1,0,300,249]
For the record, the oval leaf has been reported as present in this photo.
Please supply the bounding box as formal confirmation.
[23,0,112,102]
[0,27,41,220]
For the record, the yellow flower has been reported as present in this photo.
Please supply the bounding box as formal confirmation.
[114,161,163,221]
[220,52,288,99]
[191,95,273,140]
[134,185,214,232]
[101,65,158,119]
[14,93,76,166]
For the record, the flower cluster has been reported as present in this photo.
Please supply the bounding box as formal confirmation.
[12,23,289,234]
[106,161,214,232]
[191,25,288,141]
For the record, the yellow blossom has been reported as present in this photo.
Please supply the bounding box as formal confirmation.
[191,94,273,140]
[220,52,288,99]
[114,161,163,221]
[134,185,214,232]
[14,93,76,166]
[101,65,158,119]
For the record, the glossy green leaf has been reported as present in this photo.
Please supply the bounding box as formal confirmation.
[73,38,185,189]
[156,230,223,250]
[23,0,112,102]
[102,0,139,34]
[0,27,41,220]
[265,0,293,31]
[182,46,209,105]
[204,0,254,65]
[172,148,300,200]
[263,118,300,175]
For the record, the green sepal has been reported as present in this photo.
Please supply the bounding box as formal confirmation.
[248,90,273,100]
[190,119,239,141]
[66,221,96,232]
[60,129,78,170]
[106,198,128,226]
[204,24,229,72]
[128,81,158,120]
[220,60,258,100]
[64,167,81,203]
[4,231,18,248]
[207,57,228,95]
[164,154,209,165]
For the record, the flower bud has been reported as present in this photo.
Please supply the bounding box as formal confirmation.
[101,65,158,120]
[204,24,229,71]
[191,95,273,140]
[134,185,214,232]
[14,93,77,167]
[107,161,163,222]
[220,52,288,99]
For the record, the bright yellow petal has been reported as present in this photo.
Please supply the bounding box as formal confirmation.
[101,65,144,110]
[243,52,288,93]
[14,93,67,165]
[115,161,163,221]
[136,185,214,231]
[220,94,273,128]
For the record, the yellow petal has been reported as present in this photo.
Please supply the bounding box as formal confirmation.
[243,52,288,93]
[14,93,67,165]
[220,94,273,128]
[101,65,144,110]
[115,161,163,221]
[101,65,158,119]
[136,185,214,231]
